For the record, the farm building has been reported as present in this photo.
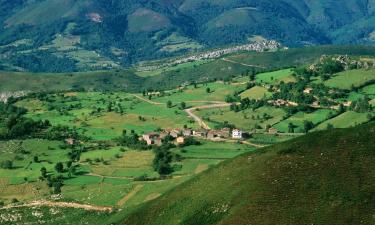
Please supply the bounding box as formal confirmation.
[182,129,193,136]
[193,130,207,138]
[176,137,185,144]
[142,133,161,146]
[169,129,181,138]
[268,127,278,134]
[232,129,243,139]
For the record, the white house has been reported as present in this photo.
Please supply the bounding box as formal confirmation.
[232,129,242,139]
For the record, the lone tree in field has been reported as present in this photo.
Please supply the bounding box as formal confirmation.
[40,167,47,178]
[180,102,186,109]
[55,162,64,173]
[167,100,172,108]
[303,120,314,133]
[0,160,13,169]
[288,123,295,133]
[206,87,211,93]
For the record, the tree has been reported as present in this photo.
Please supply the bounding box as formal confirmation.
[0,160,13,169]
[326,123,334,130]
[288,123,295,133]
[206,87,211,93]
[40,167,47,178]
[167,100,172,108]
[180,102,186,109]
[249,69,256,81]
[303,120,314,133]
[68,166,76,178]
[33,156,39,163]
[55,162,64,173]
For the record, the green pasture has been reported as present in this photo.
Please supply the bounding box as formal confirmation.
[197,106,286,131]
[256,69,295,84]
[135,60,208,77]
[323,69,375,89]
[152,82,246,103]
[240,86,272,100]
[313,111,373,130]
[360,83,375,97]
[274,109,336,133]
[17,92,198,140]
[249,133,297,144]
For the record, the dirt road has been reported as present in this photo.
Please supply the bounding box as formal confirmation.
[1,200,113,212]
[185,103,232,130]
[222,58,266,69]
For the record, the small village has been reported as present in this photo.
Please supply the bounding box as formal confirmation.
[140,126,273,147]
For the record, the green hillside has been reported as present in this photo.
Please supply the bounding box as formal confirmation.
[121,122,375,225]
[1,0,375,71]
[1,45,375,93]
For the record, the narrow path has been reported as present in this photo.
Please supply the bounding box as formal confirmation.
[1,200,113,212]
[131,94,163,105]
[88,173,133,180]
[132,93,231,130]
[222,58,266,69]
[117,184,144,206]
[185,103,232,130]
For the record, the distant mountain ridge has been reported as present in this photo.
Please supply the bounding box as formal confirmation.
[0,0,375,71]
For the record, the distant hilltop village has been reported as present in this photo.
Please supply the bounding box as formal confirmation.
[138,40,283,72]
[0,91,28,103]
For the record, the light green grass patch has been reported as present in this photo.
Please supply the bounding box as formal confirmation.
[274,109,336,133]
[256,69,295,84]
[324,69,375,90]
[240,86,272,100]
[198,106,286,131]
[314,111,372,130]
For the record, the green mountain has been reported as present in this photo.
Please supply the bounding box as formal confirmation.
[1,0,375,71]
[121,121,375,225]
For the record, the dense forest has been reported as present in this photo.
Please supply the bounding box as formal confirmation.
[0,0,375,71]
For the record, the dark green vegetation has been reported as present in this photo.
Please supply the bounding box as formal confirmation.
[2,45,375,93]
[0,48,374,224]
[1,0,375,71]
[122,122,375,225]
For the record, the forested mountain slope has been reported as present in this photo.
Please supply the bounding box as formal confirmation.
[1,0,375,71]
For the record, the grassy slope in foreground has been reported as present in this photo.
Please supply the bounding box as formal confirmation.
[121,122,375,225]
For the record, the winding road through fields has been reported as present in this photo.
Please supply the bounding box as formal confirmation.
[184,103,231,130]
[131,94,230,130]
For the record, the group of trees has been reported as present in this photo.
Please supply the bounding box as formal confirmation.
[117,130,149,150]
[0,102,51,140]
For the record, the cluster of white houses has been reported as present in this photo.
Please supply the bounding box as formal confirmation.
[141,128,244,146]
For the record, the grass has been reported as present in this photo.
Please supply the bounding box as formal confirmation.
[249,133,296,145]
[240,86,272,100]
[197,106,286,130]
[153,82,246,103]
[323,69,375,89]
[313,111,372,130]
[121,122,375,225]
[136,61,208,77]
[19,92,198,140]
[360,83,375,97]
[256,69,295,84]
[274,109,336,133]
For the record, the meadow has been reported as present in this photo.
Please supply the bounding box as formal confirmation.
[274,109,337,133]
[197,106,286,131]
[1,63,374,224]
[323,69,375,89]
[240,86,272,100]
[313,111,372,130]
